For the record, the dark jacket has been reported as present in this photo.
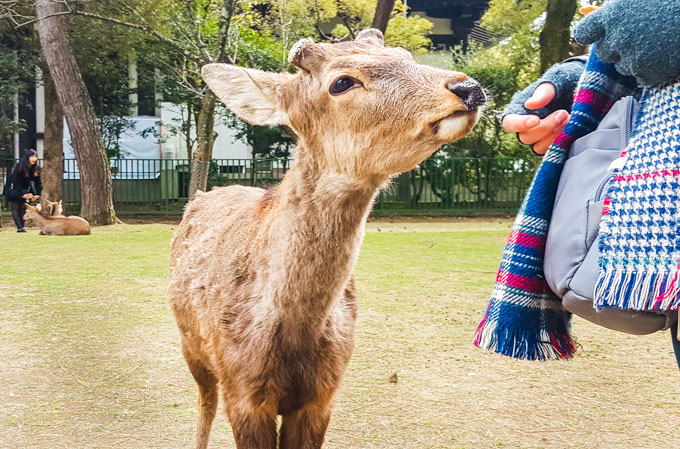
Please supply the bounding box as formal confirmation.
[2,170,42,202]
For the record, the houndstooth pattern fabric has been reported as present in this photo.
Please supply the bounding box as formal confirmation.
[595,81,680,311]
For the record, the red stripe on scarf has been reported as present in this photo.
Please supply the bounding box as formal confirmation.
[574,88,613,109]
[553,89,616,149]
[508,231,545,251]
[496,270,551,294]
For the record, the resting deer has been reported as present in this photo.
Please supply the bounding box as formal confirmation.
[169,29,484,449]
[24,204,90,235]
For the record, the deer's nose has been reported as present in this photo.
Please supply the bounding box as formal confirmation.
[447,80,485,111]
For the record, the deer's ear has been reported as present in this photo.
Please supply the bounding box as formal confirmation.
[202,64,291,126]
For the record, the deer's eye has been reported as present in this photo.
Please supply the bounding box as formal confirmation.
[330,77,361,95]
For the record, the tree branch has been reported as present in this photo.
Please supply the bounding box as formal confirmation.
[70,9,205,63]
[4,0,205,64]
[215,0,236,63]
[183,0,211,62]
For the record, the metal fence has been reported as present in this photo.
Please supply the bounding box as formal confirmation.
[1,157,536,214]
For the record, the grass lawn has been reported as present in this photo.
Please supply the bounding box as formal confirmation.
[0,218,678,449]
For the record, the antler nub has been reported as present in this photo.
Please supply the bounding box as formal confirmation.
[355,29,384,46]
[288,38,316,68]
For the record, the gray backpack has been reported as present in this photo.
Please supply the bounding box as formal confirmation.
[544,96,677,334]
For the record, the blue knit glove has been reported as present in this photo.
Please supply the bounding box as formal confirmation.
[502,59,586,120]
[574,0,680,87]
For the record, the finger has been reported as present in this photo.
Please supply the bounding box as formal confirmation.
[502,114,541,133]
[520,110,569,145]
[573,9,604,45]
[518,110,569,145]
[533,132,562,155]
[524,83,556,110]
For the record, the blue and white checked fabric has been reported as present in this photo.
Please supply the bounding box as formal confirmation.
[595,81,680,311]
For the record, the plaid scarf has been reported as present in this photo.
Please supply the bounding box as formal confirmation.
[595,81,680,311]
[473,50,638,360]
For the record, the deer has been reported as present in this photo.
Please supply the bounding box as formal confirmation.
[168,29,485,449]
[24,203,91,235]
[39,199,64,217]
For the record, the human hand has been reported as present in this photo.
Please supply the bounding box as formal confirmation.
[574,0,680,87]
[22,193,32,200]
[502,83,570,155]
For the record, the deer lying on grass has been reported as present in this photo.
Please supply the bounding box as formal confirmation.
[169,29,484,449]
[24,204,91,235]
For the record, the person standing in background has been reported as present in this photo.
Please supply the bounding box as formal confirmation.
[3,149,42,232]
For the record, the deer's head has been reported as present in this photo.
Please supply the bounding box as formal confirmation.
[23,204,40,221]
[203,30,484,182]
[45,199,63,216]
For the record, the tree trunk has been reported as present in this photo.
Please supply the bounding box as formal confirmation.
[539,0,577,73]
[41,70,64,207]
[36,0,118,225]
[188,91,217,199]
[372,0,397,34]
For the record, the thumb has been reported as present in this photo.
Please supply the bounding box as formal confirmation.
[524,83,556,110]
[573,10,605,45]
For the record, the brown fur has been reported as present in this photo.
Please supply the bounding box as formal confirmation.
[24,204,91,235]
[40,199,64,217]
[169,30,482,449]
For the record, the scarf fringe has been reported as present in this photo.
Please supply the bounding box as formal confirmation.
[473,315,575,361]
[594,266,680,311]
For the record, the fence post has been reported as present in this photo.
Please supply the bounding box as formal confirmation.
[485,159,490,208]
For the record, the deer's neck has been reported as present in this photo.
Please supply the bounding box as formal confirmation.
[30,212,49,227]
[261,149,384,340]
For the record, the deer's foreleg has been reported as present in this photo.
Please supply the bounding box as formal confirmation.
[182,346,218,449]
[227,402,278,449]
[278,400,332,449]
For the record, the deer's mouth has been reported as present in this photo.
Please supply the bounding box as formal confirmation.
[430,108,478,138]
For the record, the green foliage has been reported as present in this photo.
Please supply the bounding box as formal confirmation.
[481,0,547,89]
[482,0,547,36]
[237,27,285,70]
[280,0,432,51]
[71,42,135,157]
[383,3,433,53]
[0,46,32,156]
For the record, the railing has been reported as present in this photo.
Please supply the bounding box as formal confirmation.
[375,157,535,213]
[1,157,536,214]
